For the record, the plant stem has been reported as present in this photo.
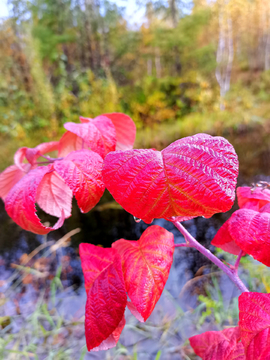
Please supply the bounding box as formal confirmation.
[233,250,244,273]
[172,220,249,293]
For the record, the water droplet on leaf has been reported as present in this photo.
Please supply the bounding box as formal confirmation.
[133,216,141,223]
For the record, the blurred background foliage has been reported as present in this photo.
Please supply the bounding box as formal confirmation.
[1,0,270,169]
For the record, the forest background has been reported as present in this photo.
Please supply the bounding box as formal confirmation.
[1,0,270,171]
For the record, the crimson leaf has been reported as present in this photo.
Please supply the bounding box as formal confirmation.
[112,225,174,321]
[103,134,238,223]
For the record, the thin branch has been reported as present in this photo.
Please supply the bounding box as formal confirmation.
[172,220,249,293]
[174,243,190,248]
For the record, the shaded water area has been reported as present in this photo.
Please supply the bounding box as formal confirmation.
[0,124,270,359]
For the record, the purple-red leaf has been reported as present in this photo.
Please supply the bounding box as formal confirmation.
[102,113,136,150]
[189,327,244,360]
[103,134,238,223]
[211,213,242,255]
[0,164,30,201]
[229,209,270,266]
[79,244,127,351]
[237,187,270,211]
[54,150,105,213]
[212,207,270,263]
[239,292,270,360]
[112,225,174,321]
[5,166,65,234]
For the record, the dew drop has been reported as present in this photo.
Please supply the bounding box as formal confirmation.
[133,216,141,223]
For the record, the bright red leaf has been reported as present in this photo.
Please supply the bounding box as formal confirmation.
[91,315,126,352]
[79,243,117,293]
[102,113,136,150]
[14,141,59,169]
[237,187,270,211]
[0,164,30,201]
[59,116,116,158]
[103,134,239,223]
[239,292,270,360]
[5,166,65,234]
[112,225,174,321]
[54,150,105,213]
[189,327,244,360]
[79,244,127,351]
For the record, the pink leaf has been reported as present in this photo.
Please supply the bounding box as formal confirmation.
[5,166,65,234]
[36,170,72,218]
[14,142,59,169]
[25,141,59,165]
[103,134,238,223]
[102,113,136,150]
[0,164,30,201]
[112,225,174,321]
[239,292,270,359]
[79,244,127,351]
[54,150,105,213]
[58,131,84,157]
[14,147,27,171]
[63,116,116,158]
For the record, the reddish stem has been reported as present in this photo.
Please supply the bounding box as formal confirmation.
[40,155,63,162]
[172,220,249,293]
[174,243,191,248]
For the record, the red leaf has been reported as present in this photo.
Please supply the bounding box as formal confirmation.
[230,209,270,266]
[14,142,59,169]
[36,170,72,218]
[91,315,125,351]
[5,166,65,234]
[126,301,144,322]
[54,150,105,213]
[239,292,270,359]
[211,214,242,255]
[79,244,127,351]
[62,116,116,158]
[112,225,174,321]
[102,113,136,150]
[0,164,30,201]
[79,243,116,293]
[237,187,270,211]
[190,327,244,360]
[103,134,238,223]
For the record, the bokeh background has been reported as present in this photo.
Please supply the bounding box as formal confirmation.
[1,0,270,359]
